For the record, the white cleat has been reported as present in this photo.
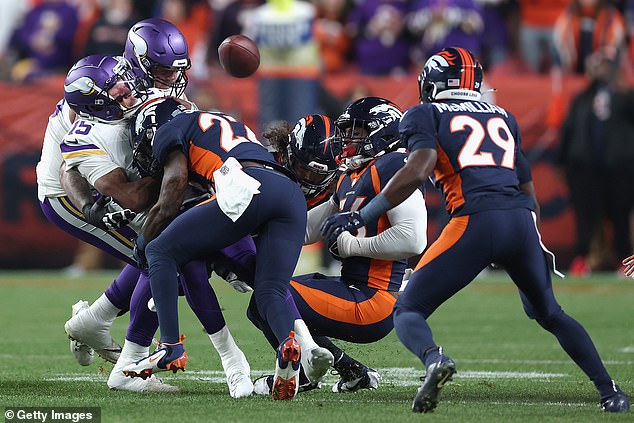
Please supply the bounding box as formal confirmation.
[64,300,121,364]
[301,346,334,384]
[108,355,180,393]
[222,349,253,398]
[68,301,94,366]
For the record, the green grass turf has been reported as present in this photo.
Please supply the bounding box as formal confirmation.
[0,267,632,422]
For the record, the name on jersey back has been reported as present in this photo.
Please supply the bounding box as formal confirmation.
[432,101,508,117]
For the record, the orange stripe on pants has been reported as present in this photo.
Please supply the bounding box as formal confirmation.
[290,280,395,325]
[415,215,469,270]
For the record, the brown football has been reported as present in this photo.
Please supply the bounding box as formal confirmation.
[218,34,260,78]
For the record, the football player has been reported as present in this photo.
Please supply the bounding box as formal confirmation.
[320,47,630,413]
[251,103,427,394]
[40,53,252,396]
[121,98,334,401]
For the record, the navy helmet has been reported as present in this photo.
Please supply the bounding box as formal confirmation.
[418,47,483,103]
[334,97,403,170]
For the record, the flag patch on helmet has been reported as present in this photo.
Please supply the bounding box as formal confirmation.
[448,78,460,87]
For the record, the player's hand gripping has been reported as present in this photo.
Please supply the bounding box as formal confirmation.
[320,211,365,245]
[621,254,634,278]
[82,196,136,230]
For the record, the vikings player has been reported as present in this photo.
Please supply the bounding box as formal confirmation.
[252,104,427,394]
[121,98,334,401]
[321,47,630,413]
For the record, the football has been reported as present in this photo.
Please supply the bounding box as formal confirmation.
[218,34,260,78]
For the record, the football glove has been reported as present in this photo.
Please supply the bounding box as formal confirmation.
[212,263,252,293]
[82,196,110,231]
[622,254,634,278]
[103,209,136,230]
[320,211,365,246]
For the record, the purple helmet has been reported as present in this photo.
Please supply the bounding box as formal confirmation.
[64,54,146,122]
[124,18,190,97]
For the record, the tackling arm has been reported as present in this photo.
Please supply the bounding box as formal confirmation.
[141,150,189,242]
[93,168,159,212]
[60,163,94,210]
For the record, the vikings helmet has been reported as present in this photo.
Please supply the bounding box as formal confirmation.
[124,18,191,97]
[132,97,188,176]
[285,114,341,199]
[418,47,483,103]
[334,97,403,170]
[64,54,146,122]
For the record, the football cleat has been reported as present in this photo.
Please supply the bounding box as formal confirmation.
[600,385,630,413]
[108,355,180,393]
[301,346,334,384]
[412,354,456,413]
[64,300,121,364]
[332,363,381,393]
[272,331,301,400]
[67,301,94,366]
[122,336,188,379]
[253,374,320,396]
[223,349,253,398]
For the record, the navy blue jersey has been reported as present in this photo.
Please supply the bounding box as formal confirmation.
[399,100,534,216]
[333,152,421,291]
[152,110,277,190]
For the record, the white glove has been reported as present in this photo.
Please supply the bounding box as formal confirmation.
[219,270,253,293]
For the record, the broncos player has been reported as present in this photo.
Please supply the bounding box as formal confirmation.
[251,102,427,394]
[321,47,630,413]
[121,99,334,400]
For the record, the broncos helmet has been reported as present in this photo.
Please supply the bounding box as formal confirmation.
[418,47,483,103]
[132,97,188,176]
[286,114,341,199]
[334,97,403,170]
[64,54,147,122]
[124,18,191,97]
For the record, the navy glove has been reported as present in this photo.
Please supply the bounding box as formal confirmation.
[320,211,365,245]
[133,234,148,270]
[82,196,110,230]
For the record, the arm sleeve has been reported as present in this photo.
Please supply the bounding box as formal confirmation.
[305,198,338,244]
[337,189,427,260]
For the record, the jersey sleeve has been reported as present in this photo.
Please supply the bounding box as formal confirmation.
[61,120,120,186]
[399,104,438,152]
[152,121,187,166]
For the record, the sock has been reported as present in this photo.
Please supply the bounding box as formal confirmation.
[315,335,346,365]
[422,346,442,367]
[119,339,150,362]
[89,293,121,324]
[208,326,242,369]
[104,264,140,313]
[294,319,318,352]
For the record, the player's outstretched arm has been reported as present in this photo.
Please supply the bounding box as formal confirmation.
[93,168,159,212]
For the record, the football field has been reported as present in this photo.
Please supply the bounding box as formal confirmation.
[1,263,633,422]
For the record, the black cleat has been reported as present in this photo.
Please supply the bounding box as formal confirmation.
[601,386,630,413]
[412,355,456,413]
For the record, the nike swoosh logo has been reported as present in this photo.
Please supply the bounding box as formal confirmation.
[149,354,161,363]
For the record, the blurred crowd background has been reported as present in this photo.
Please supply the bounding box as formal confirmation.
[1,0,634,277]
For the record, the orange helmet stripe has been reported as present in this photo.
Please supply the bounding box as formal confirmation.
[457,47,474,90]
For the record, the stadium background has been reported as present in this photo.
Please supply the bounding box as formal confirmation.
[0,0,627,270]
[0,70,585,268]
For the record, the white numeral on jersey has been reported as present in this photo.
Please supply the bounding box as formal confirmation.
[453,115,515,170]
[197,112,260,152]
[340,196,367,237]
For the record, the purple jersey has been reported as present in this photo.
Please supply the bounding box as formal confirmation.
[399,100,533,216]
[333,151,418,291]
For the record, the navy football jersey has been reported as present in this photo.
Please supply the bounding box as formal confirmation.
[152,110,278,190]
[399,100,534,216]
[333,152,421,291]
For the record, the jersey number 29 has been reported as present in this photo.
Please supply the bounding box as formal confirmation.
[452,115,515,170]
